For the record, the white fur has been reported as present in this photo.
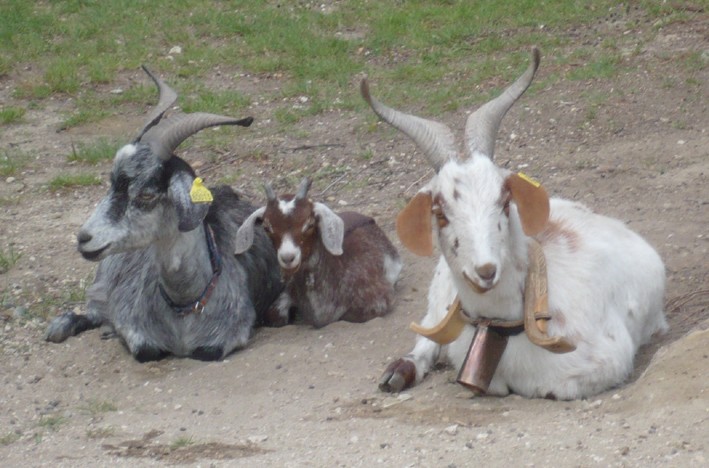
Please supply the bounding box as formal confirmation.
[279,198,296,216]
[401,156,667,399]
[278,234,302,270]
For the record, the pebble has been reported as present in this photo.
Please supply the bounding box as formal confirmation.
[444,424,458,435]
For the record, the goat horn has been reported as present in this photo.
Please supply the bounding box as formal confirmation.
[296,177,312,200]
[360,78,458,172]
[464,47,540,159]
[264,182,277,202]
[142,113,254,161]
[134,65,178,143]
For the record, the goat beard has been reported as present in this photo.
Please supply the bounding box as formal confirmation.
[279,264,301,281]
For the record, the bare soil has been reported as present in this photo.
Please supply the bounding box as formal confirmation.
[1,8,708,467]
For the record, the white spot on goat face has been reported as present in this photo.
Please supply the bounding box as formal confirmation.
[277,234,302,271]
[433,157,511,290]
[279,198,296,216]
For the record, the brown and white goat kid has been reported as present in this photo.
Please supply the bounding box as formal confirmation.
[234,178,402,328]
[362,48,667,400]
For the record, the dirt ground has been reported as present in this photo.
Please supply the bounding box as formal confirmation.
[1,7,708,467]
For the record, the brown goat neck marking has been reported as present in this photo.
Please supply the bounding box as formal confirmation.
[537,219,580,252]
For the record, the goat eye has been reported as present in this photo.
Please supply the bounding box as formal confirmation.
[503,199,511,216]
[303,219,315,233]
[262,221,273,234]
[136,192,157,203]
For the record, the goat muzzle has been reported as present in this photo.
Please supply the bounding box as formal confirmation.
[410,238,576,393]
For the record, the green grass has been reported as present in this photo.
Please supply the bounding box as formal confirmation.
[48,173,102,191]
[170,436,194,449]
[81,399,117,416]
[0,432,20,446]
[0,106,25,124]
[38,415,67,432]
[0,149,30,177]
[0,245,22,274]
[0,1,698,129]
[68,138,118,165]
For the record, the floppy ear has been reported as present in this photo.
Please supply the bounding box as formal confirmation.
[235,207,266,254]
[313,202,344,255]
[169,172,210,232]
[396,192,433,256]
[506,173,550,236]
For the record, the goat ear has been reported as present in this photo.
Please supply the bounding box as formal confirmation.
[313,202,344,256]
[396,192,433,256]
[506,173,550,236]
[169,172,210,232]
[235,207,266,254]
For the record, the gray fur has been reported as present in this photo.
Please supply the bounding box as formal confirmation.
[44,67,282,362]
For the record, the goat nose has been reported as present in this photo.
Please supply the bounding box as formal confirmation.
[475,263,497,281]
[77,231,92,245]
[280,252,296,265]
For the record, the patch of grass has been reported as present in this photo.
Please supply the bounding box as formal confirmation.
[38,415,67,432]
[60,108,109,131]
[0,148,30,177]
[68,138,118,165]
[0,432,20,446]
[48,173,102,191]
[81,399,117,416]
[0,245,22,274]
[0,106,25,124]
[170,436,194,449]
[181,87,251,115]
[568,53,621,81]
[0,0,702,131]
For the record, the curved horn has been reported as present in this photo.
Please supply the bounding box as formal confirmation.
[360,79,458,172]
[134,65,178,143]
[296,177,312,200]
[465,47,540,159]
[142,113,254,161]
[263,182,277,202]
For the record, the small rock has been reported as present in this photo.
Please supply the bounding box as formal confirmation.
[247,435,268,443]
[169,45,182,55]
[6,177,16,183]
[444,424,458,435]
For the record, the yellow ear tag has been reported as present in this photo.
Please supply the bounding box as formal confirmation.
[190,177,213,204]
[517,172,541,188]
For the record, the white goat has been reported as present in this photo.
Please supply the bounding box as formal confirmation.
[45,67,283,361]
[362,48,667,400]
[234,178,402,328]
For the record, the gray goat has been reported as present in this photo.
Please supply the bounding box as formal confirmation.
[234,178,402,328]
[45,67,283,362]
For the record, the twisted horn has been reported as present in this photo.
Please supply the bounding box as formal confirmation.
[142,113,254,161]
[134,65,178,143]
[360,79,458,172]
[464,47,540,159]
[295,177,312,200]
[263,182,277,202]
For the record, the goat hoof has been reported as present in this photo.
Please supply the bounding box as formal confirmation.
[44,311,96,343]
[378,358,416,393]
[133,347,169,362]
[191,346,223,361]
